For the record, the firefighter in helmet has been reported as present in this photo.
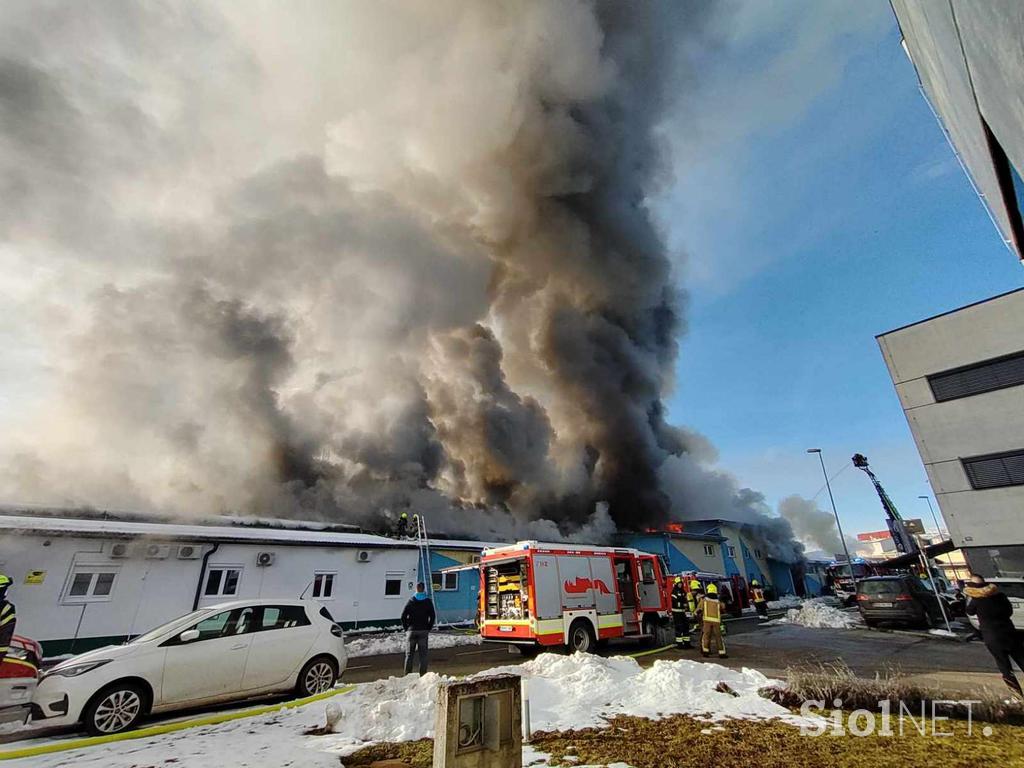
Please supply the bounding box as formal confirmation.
[396,511,409,538]
[688,579,702,626]
[697,582,727,659]
[751,579,768,621]
[670,576,692,649]
[0,575,15,667]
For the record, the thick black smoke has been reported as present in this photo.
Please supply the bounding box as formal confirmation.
[0,1,800,551]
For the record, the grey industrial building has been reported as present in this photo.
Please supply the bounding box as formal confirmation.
[878,288,1024,585]
[892,1,1024,260]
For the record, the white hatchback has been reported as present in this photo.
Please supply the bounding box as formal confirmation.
[32,599,347,735]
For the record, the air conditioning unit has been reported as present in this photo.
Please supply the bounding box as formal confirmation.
[256,552,276,567]
[356,550,373,563]
[143,544,170,560]
[177,545,200,560]
[109,542,130,559]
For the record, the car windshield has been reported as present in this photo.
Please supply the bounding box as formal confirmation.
[129,608,214,644]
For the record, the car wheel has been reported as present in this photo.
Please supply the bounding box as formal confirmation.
[83,682,147,736]
[297,656,338,697]
[517,644,540,657]
[567,620,595,654]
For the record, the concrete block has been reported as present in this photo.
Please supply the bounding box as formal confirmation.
[433,674,522,768]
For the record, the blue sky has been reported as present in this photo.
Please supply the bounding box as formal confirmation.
[658,0,1024,540]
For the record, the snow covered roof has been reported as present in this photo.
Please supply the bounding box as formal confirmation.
[0,514,415,549]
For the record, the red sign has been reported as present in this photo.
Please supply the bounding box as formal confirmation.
[563,577,611,595]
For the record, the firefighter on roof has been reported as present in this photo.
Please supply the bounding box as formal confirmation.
[698,582,727,659]
[0,575,15,667]
[751,579,768,621]
[396,511,409,538]
[670,576,692,649]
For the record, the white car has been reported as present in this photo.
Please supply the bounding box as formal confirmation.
[32,599,347,735]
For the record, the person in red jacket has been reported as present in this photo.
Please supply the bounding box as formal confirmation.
[966,575,1023,698]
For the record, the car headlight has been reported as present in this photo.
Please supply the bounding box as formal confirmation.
[42,659,113,680]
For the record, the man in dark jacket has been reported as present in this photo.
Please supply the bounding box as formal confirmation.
[0,575,14,667]
[401,582,436,675]
[670,577,691,649]
[966,575,1024,697]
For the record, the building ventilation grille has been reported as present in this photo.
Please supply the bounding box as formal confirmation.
[962,449,1024,490]
[928,351,1024,402]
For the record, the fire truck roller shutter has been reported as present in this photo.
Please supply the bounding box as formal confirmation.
[532,555,562,620]
[588,556,619,615]
[556,555,596,611]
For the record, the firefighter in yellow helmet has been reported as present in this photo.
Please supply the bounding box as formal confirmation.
[697,582,727,659]
[670,576,692,649]
[751,579,769,621]
[396,511,409,538]
[0,575,15,666]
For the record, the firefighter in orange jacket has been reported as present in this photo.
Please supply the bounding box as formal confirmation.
[697,583,727,659]
[751,579,769,621]
[670,577,692,649]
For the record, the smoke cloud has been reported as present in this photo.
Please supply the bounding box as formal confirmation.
[778,494,857,557]
[0,0,802,551]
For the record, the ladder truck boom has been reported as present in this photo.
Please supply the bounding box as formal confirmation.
[852,453,919,555]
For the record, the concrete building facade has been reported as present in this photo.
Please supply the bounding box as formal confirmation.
[877,288,1024,583]
[892,1,1024,260]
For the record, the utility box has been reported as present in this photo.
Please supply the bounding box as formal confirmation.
[433,674,522,768]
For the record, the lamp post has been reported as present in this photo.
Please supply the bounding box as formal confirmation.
[807,448,859,597]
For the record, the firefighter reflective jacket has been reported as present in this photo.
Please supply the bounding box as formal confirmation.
[698,595,721,623]
[0,601,15,662]
[671,583,686,613]
[752,587,766,603]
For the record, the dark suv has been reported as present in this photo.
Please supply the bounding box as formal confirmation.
[856,575,945,629]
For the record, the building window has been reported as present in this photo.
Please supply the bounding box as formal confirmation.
[703,544,715,557]
[927,350,1024,402]
[962,449,1024,490]
[63,567,119,603]
[384,572,404,597]
[727,546,736,558]
[755,549,763,559]
[312,572,335,599]
[432,571,459,591]
[204,567,241,597]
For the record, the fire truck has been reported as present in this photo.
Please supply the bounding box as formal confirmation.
[478,541,673,653]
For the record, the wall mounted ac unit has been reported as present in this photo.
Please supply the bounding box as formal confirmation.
[109,542,130,559]
[177,545,201,560]
[256,552,276,567]
[356,550,373,563]
[144,544,170,560]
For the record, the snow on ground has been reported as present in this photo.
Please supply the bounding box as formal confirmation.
[769,598,862,629]
[10,653,816,768]
[928,628,959,638]
[766,595,804,610]
[345,630,482,657]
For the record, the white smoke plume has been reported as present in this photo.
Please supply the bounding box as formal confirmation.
[0,0,800,550]
[778,494,857,558]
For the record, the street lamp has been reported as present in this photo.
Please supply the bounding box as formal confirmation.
[917,495,942,537]
[807,448,859,597]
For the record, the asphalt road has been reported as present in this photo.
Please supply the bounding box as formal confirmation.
[3,614,1010,745]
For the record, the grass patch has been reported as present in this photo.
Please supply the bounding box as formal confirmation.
[342,738,433,768]
[780,662,1024,724]
[531,713,1024,768]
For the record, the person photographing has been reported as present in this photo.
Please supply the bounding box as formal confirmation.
[401,581,436,675]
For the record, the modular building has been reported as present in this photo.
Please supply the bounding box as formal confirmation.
[877,288,1024,587]
[0,514,487,656]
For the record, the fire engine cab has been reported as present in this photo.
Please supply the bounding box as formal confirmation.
[478,541,673,653]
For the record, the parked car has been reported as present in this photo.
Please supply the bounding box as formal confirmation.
[32,599,346,735]
[856,575,946,629]
[0,635,42,725]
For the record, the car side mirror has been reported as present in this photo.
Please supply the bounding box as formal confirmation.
[179,628,200,643]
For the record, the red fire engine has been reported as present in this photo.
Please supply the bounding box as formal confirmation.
[478,541,673,653]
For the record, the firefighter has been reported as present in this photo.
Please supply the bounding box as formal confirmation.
[698,582,727,659]
[687,579,701,619]
[396,511,409,538]
[670,576,692,649]
[751,579,769,621]
[0,575,15,667]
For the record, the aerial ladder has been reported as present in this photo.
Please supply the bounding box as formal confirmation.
[851,453,919,555]
[412,513,435,601]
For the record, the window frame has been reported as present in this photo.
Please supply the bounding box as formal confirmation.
[204,566,243,598]
[431,571,459,592]
[927,349,1024,403]
[754,548,763,559]
[61,566,121,604]
[703,544,715,557]
[254,605,311,632]
[961,448,1024,490]
[384,571,404,598]
[312,571,336,600]
[727,545,737,559]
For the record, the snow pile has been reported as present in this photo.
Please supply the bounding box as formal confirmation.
[771,598,861,629]
[311,652,810,756]
[767,595,803,610]
[345,631,482,658]
[928,628,958,638]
